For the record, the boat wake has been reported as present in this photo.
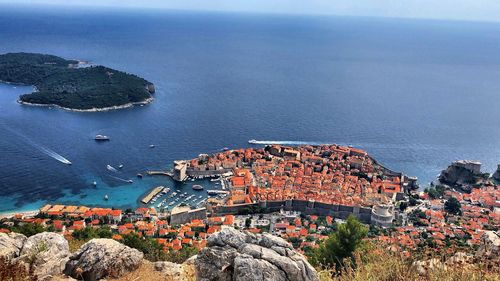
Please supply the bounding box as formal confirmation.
[106,165,118,172]
[38,146,72,165]
[4,126,72,165]
[248,140,332,146]
[108,175,132,183]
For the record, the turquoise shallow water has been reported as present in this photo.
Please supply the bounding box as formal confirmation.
[2,6,500,213]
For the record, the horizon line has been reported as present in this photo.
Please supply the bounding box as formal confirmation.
[2,2,500,25]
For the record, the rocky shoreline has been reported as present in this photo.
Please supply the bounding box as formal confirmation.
[17,97,154,112]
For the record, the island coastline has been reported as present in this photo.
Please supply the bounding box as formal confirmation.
[0,52,156,111]
[17,96,154,112]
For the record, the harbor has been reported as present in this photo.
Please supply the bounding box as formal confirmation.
[135,173,227,212]
[141,186,164,204]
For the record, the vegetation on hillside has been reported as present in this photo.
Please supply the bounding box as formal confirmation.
[121,233,198,263]
[308,215,368,270]
[318,242,500,281]
[7,222,52,237]
[0,52,154,110]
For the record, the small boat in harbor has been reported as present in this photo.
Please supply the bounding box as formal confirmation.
[127,179,133,183]
[95,134,110,141]
[149,144,155,148]
[137,173,143,178]
[104,194,109,201]
[93,181,97,186]
[192,185,204,191]
[118,164,124,169]
[248,139,258,144]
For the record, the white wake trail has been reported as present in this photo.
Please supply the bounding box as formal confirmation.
[108,175,131,183]
[4,126,72,165]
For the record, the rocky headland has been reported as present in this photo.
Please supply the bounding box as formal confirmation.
[438,160,492,192]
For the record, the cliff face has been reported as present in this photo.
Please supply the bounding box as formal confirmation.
[438,161,489,191]
[439,165,474,185]
[0,228,319,281]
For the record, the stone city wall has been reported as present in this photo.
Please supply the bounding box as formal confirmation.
[213,199,372,224]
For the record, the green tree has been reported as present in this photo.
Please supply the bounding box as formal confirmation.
[399,201,408,211]
[425,185,445,199]
[122,234,165,262]
[245,218,252,228]
[444,197,461,215]
[72,226,112,240]
[308,215,368,270]
[10,223,47,237]
[409,196,418,206]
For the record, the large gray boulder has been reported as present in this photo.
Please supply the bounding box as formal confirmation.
[154,261,184,280]
[16,232,70,281]
[195,227,319,281]
[64,238,143,281]
[0,232,27,260]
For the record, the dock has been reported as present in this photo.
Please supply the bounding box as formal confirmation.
[146,170,174,177]
[207,190,230,195]
[141,186,164,204]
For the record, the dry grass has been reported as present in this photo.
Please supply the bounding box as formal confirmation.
[67,238,87,253]
[318,243,500,281]
[112,260,196,281]
[0,256,34,281]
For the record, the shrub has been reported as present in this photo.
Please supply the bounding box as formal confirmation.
[308,215,368,270]
[444,197,461,215]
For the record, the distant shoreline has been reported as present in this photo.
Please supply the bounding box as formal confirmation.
[1,79,155,112]
[0,209,39,219]
[17,97,154,112]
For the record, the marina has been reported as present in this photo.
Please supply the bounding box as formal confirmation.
[136,177,225,212]
[141,186,165,204]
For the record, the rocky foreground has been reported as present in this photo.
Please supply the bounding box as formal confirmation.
[0,228,319,281]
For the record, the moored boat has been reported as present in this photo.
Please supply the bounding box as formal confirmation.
[192,184,204,190]
[95,134,110,141]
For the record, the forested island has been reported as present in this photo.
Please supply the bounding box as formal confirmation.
[0,52,155,111]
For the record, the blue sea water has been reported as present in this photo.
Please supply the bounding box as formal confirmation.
[1,5,500,213]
